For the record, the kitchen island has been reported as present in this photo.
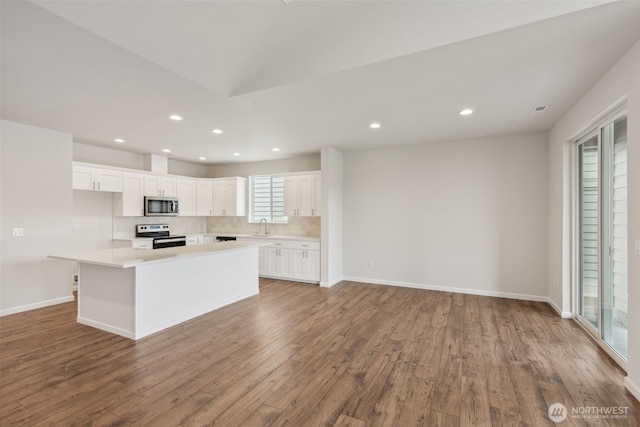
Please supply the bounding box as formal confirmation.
[49,242,261,339]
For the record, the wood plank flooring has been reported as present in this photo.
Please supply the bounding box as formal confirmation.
[1,279,639,426]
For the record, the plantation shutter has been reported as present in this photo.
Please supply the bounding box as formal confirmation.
[250,175,286,223]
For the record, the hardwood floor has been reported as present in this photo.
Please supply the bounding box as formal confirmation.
[1,279,638,426]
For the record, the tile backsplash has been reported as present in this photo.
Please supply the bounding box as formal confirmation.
[113,215,320,238]
[207,216,320,237]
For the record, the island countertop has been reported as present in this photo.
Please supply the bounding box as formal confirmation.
[49,241,266,269]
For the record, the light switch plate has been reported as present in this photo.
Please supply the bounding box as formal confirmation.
[12,228,24,237]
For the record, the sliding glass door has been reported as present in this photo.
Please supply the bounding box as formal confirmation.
[576,113,628,361]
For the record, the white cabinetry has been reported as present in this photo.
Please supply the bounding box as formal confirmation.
[236,237,320,283]
[285,173,321,217]
[176,179,196,216]
[212,177,246,216]
[144,175,177,197]
[114,172,144,216]
[131,239,153,249]
[186,235,204,245]
[73,165,123,192]
[196,180,214,216]
[292,242,321,282]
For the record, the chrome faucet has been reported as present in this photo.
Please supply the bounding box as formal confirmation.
[259,218,270,235]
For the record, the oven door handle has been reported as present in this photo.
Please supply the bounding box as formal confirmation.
[155,237,185,244]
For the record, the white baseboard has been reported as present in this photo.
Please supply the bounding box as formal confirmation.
[320,276,344,288]
[624,377,640,402]
[343,276,550,303]
[545,297,573,318]
[0,295,75,317]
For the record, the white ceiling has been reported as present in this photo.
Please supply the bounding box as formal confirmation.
[2,0,639,164]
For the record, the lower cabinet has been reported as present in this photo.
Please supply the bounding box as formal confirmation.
[238,238,320,283]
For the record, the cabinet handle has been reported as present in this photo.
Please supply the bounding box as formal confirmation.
[311,209,314,216]
[92,182,96,190]
[98,182,101,190]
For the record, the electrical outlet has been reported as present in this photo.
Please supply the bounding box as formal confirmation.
[12,228,24,237]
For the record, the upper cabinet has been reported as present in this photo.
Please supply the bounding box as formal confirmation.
[285,173,321,217]
[212,177,246,216]
[176,178,196,216]
[144,175,177,197]
[73,165,123,192]
[114,172,144,217]
[195,180,214,216]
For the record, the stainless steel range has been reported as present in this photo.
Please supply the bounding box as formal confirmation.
[136,224,186,249]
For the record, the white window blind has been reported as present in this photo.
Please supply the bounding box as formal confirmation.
[250,175,286,223]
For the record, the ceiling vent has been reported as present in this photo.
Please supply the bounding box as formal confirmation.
[530,105,547,116]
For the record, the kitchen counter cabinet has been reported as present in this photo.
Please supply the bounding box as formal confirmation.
[49,242,261,339]
[236,237,320,283]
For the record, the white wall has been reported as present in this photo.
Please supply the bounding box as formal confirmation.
[321,147,343,287]
[343,133,549,299]
[72,191,114,251]
[207,154,320,178]
[73,142,209,177]
[1,120,74,315]
[548,40,640,399]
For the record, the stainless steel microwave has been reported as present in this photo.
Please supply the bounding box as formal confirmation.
[144,196,179,216]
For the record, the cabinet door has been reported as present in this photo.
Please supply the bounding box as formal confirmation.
[297,175,314,216]
[144,176,177,197]
[279,248,292,278]
[95,169,123,192]
[72,166,95,190]
[291,249,306,281]
[161,178,177,197]
[306,250,321,282]
[177,179,196,216]
[212,181,228,216]
[114,173,144,216]
[196,181,213,216]
[144,176,162,196]
[291,249,320,282]
[284,176,299,217]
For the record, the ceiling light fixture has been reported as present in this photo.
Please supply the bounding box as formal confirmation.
[198,157,207,161]
[113,138,125,143]
[272,147,280,152]
[530,105,548,116]
[233,152,240,156]
[212,129,223,134]
[169,115,183,121]
[369,122,381,129]
[459,109,473,116]
[162,149,172,153]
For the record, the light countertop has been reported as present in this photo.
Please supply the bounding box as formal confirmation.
[49,241,266,269]
[209,233,320,242]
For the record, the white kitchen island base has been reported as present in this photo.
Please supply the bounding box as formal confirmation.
[52,243,260,340]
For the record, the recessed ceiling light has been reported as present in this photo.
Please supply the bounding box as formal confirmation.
[169,115,183,121]
[212,129,223,134]
[198,156,207,161]
[272,147,280,152]
[113,138,125,143]
[459,109,473,116]
[162,149,172,153]
[232,152,240,156]
[369,122,381,129]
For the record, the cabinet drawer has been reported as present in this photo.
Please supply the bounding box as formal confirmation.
[132,239,152,249]
[289,241,320,251]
